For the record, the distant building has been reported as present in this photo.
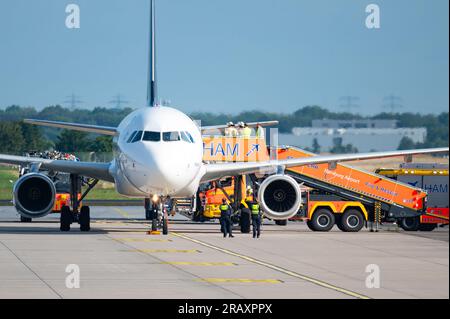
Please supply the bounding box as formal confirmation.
[279,119,426,152]
[312,119,397,129]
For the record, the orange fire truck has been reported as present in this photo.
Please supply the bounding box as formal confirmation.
[193,136,438,232]
[376,163,448,231]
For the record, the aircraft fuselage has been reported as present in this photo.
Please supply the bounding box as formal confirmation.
[110,106,204,198]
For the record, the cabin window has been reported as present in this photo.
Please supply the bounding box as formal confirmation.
[162,131,180,142]
[142,131,161,142]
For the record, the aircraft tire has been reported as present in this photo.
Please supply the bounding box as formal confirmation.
[162,217,168,235]
[60,205,72,232]
[20,216,32,223]
[79,206,91,232]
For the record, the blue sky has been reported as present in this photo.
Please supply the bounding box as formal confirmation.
[0,0,448,114]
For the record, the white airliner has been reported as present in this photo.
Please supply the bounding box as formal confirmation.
[0,0,448,232]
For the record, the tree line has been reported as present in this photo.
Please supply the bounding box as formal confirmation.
[0,121,112,155]
[0,105,448,154]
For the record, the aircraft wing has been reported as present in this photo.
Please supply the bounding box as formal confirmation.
[201,147,449,183]
[25,119,278,136]
[201,120,278,135]
[0,154,114,182]
[24,119,117,136]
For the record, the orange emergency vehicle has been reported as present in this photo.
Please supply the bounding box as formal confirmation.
[376,163,449,231]
[196,135,434,232]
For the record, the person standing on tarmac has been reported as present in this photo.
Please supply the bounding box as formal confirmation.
[219,198,234,238]
[249,199,262,238]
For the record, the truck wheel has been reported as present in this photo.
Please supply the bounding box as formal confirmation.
[240,210,251,233]
[309,209,335,232]
[60,205,72,232]
[335,215,345,231]
[399,217,420,231]
[339,209,364,232]
[418,223,437,232]
[275,220,287,226]
[79,206,91,232]
[306,220,315,231]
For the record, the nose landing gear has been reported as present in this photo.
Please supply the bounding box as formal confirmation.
[146,196,170,235]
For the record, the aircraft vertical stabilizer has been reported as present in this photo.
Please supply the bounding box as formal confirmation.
[147,0,158,107]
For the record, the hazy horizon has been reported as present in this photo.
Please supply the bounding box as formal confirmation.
[1,104,448,117]
[0,0,448,115]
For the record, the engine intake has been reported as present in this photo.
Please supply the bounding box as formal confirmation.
[13,173,56,218]
[258,174,302,220]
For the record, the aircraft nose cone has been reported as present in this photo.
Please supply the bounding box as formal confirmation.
[138,147,194,195]
[155,153,189,185]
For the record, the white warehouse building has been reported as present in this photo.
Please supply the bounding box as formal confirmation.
[278,119,426,152]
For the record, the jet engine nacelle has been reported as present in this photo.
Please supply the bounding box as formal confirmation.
[258,174,302,220]
[13,173,56,218]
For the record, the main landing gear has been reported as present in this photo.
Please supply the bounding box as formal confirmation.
[145,196,170,235]
[60,174,98,232]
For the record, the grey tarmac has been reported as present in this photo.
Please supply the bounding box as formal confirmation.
[0,206,448,299]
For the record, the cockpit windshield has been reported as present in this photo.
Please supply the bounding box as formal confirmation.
[131,131,143,143]
[142,131,161,142]
[185,131,195,143]
[127,131,138,143]
[163,131,180,142]
[127,130,194,143]
[180,131,191,143]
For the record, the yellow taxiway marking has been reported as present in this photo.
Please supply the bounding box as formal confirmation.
[116,238,172,242]
[113,208,131,218]
[128,249,200,253]
[93,220,126,225]
[198,278,281,284]
[172,232,371,299]
[162,262,236,266]
[94,223,128,227]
